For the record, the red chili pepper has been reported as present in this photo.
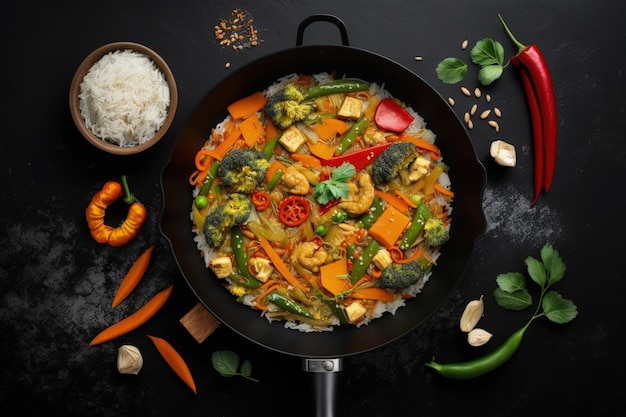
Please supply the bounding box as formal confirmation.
[374,98,415,132]
[500,14,558,203]
[251,191,270,211]
[519,66,544,206]
[278,195,311,226]
[318,199,340,215]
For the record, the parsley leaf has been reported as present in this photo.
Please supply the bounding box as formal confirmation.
[470,38,505,67]
[435,57,468,84]
[211,350,259,382]
[313,162,356,204]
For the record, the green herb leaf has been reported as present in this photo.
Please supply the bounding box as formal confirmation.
[542,291,579,324]
[211,350,259,382]
[470,38,505,67]
[435,57,468,84]
[313,163,355,204]
[495,272,527,293]
[541,245,567,286]
[211,350,239,377]
[477,65,504,86]
[525,255,547,287]
[494,288,532,311]
[332,163,356,182]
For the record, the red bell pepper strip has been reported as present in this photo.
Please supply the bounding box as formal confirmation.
[319,142,391,171]
[499,14,558,199]
[374,98,415,132]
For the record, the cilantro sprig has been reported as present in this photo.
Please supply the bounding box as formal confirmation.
[211,350,259,382]
[436,38,506,86]
[494,244,578,324]
[313,162,356,205]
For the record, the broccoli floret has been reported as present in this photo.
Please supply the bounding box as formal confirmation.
[371,142,420,186]
[263,84,314,129]
[423,218,450,248]
[218,149,270,193]
[378,261,425,290]
[202,193,253,248]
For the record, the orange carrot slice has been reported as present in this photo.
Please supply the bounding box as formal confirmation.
[148,335,197,394]
[112,245,155,308]
[227,91,267,120]
[258,237,307,292]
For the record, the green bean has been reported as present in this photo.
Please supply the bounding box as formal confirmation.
[262,132,283,158]
[303,80,370,100]
[230,226,261,289]
[398,202,431,251]
[357,197,385,230]
[350,239,381,284]
[266,291,313,318]
[335,116,368,155]
[195,160,221,208]
[425,323,529,379]
[265,168,283,191]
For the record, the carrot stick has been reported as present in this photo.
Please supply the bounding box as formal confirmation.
[375,190,410,212]
[350,287,397,302]
[253,283,281,311]
[394,189,418,208]
[400,133,441,156]
[89,285,173,346]
[204,128,242,161]
[148,335,197,394]
[290,153,323,172]
[258,237,308,292]
[112,245,155,308]
[434,183,455,197]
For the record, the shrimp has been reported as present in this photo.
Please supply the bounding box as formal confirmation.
[338,171,375,215]
[282,165,310,195]
[290,241,328,272]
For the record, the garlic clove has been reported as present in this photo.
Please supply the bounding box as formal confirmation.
[459,295,484,332]
[490,140,516,167]
[467,328,493,347]
[117,344,143,375]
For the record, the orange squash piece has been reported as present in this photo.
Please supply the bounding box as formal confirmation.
[239,113,265,147]
[320,257,351,296]
[368,205,411,248]
[227,91,267,120]
[314,118,349,141]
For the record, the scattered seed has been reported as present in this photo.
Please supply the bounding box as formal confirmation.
[467,120,474,129]
[461,86,471,96]
[464,112,470,123]
[448,97,455,106]
[485,94,491,103]
[474,87,481,98]
[225,62,231,68]
[480,109,491,119]
[461,39,469,50]
[488,120,500,132]
[494,107,502,117]
[414,56,423,61]
[470,104,477,116]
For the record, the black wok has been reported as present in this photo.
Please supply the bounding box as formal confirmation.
[160,15,485,417]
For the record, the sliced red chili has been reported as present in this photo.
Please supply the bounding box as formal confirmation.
[278,196,311,226]
[251,191,270,211]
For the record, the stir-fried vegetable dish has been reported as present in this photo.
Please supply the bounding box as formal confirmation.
[189,72,454,332]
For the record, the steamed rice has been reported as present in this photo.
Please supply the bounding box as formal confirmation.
[78,49,170,147]
[191,72,453,332]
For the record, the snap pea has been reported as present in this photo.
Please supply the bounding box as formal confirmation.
[267,291,314,318]
[262,132,283,158]
[331,209,348,224]
[325,299,350,325]
[265,168,283,190]
[195,160,221,208]
[357,197,384,230]
[398,202,431,251]
[303,80,370,100]
[230,226,261,289]
[425,323,529,379]
[335,116,368,155]
[350,238,381,284]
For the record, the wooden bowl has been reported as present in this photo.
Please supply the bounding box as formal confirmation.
[69,42,178,155]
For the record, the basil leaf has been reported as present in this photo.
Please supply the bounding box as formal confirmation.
[494,288,532,311]
[240,359,253,377]
[542,291,579,324]
[470,38,505,67]
[435,57,468,84]
[212,350,240,377]
[478,65,504,86]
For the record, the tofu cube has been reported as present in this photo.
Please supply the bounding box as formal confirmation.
[345,301,367,322]
[372,248,393,270]
[337,96,363,120]
[208,257,233,278]
[249,257,273,283]
[278,125,306,153]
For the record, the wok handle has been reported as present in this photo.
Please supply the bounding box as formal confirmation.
[303,358,343,417]
[296,14,350,46]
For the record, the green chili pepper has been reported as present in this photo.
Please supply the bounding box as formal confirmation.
[262,132,283,158]
[303,80,370,100]
[267,291,314,318]
[230,226,261,289]
[265,168,283,191]
[399,202,432,251]
[335,116,368,155]
[195,160,221,208]
[357,197,385,230]
[425,323,529,379]
[350,238,381,284]
[331,210,348,224]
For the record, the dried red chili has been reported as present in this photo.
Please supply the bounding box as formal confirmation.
[278,196,311,227]
[499,14,558,205]
[250,191,270,211]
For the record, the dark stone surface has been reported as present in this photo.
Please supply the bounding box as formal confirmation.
[1,0,624,416]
